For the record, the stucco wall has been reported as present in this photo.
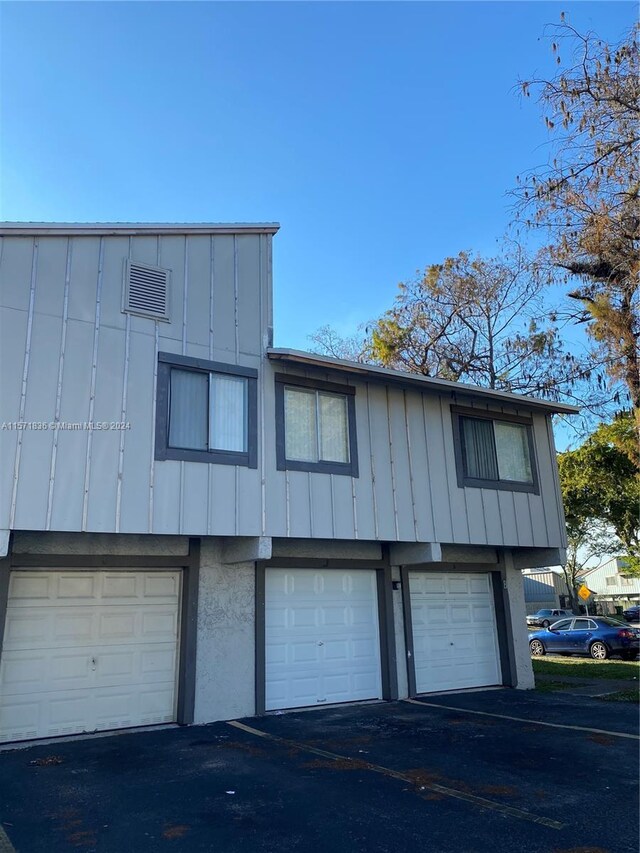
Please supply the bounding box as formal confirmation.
[193,540,256,723]
[504,553,535,689]
[391,565,409,699]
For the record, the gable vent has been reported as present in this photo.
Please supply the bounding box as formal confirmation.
[123,260,170,320]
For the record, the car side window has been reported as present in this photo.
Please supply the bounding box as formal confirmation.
[587,619,599,629]
[573,619,590,629]
[552,619,572,631]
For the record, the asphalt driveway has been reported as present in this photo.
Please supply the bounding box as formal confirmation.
[0,690,638,853]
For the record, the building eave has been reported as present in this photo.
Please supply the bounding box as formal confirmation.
[267,348,580,415]
[0,222,280,236]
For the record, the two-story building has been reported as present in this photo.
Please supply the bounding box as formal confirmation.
[579,558,640,615]
[0,222,577,743]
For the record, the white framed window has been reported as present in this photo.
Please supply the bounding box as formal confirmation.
[452,407,538,494]
[275,376,358,476]
[156,353,257,467]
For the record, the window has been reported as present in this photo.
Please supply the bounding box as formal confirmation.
[551,619,572,631]
[605,576,617,586]
[155,353,257,467]
[451,407,538,493]
[275,375,358,476]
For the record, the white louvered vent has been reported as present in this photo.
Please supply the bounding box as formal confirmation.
[123,260,170,320]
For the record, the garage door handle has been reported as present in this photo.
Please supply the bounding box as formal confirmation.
[91,657,97,671]
[317,641,324,646]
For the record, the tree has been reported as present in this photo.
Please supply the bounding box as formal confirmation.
[516,19,640,442]
[558,414,640,598]
[367,247,579,399]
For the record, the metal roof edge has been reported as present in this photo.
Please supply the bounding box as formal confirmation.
[0,222,281,236]
[267,348,580,414]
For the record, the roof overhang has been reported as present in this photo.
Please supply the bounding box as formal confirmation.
[267,348,580,415]
[0,222,280,236]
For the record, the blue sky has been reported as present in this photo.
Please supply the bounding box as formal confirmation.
[0,1,635,353]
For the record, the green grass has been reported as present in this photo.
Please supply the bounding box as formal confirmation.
[531,657,640,681]
[598,689,640,703]
[534,680,576,694]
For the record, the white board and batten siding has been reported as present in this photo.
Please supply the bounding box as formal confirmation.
[0,231,271,537]
[262,364,567,551]
[1,229,566,550]
[409,572,501,693]
[265,568,382,710]
[0,570,181,742]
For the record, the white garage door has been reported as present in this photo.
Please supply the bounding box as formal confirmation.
[265,569,382,711]
[410,572,501,694]
[0,571,181,743]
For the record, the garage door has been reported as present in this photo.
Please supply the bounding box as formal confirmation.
[409,572,501,694]
[265,569,382,711]
[0,571,181,743]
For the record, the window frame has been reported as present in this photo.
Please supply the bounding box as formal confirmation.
[155,352,258,468]
[275,374,359,477]
[451,405,539,494]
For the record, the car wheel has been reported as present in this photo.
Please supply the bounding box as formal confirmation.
[530,639,545,657]
[542,620,550,628]
[589,641,609,660]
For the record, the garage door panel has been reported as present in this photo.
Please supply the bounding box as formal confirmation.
[410,572,501,694]
[0,571,180,742]
[265,569,382,711]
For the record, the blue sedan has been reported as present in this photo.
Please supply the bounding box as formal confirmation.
[529,616,640,661]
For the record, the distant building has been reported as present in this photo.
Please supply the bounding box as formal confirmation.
[578,558,640,615]
[522,568,570,614]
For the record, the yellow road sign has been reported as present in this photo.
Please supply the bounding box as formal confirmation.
[578,584,591,601]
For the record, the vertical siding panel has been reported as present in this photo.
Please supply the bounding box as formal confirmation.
[180,462,209,534]
[236,234,261,356]
[153,462,181,533]
[546,416,567,548]
[14,238,67,527]
[533,413,562,547]
[422,396,459,543]
[497,491,519,546]
[512,492,534,546]
[331,475,356,540]
[9,239,38,528]
[480,489,503,546]
[237,466,261,536]
[16,320,61,528]
[404,393,435,542]
[67,237,101,322]
[46,238,72,529]
[367,384,396,540]
[309,475,334,539]
[49,320,94,530]
[0,307,25,528]
[207,466,238,535]
[212,236,236,358]
[287,471,312,538]
[119,331,155,532]
[464,486,487,544]
[99,236,129,331]
[32,237,67,318]
[81,238,104,530]
[263,367,287,536]
[387,387,416,541]
[527,492,548,548]
[0,237,34,312]
[185,236,211,349]
[352,384,377,541]
[86,325,125,531]
[438,396,471,543]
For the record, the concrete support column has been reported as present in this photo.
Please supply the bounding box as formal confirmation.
[391,565,409,699]
[194,539,256,723]
[501,550,535,689]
